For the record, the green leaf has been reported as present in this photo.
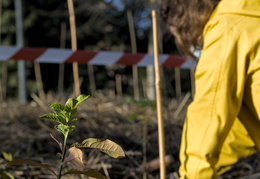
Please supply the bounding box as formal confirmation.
[65,98,78,117]
[70,108,77,117]
[55,124,75,135]
[40,113,66,124]
[49,103,65,111]
[5,158,57,177]
[74,138,125,159]
[2,152,13,162]
[68,125,76,133]
[63,169,107,179]
[0,171,15,179]
[49,103,69,119]
[69,118,78,125]
[76,94,89,107]
[53,108,69,120]
[55,124,68,135]
[65,98,78,110]
[63,147,84,171]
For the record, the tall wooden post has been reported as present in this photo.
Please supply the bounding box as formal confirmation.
[67,0,81,97]
[127,10,140,100]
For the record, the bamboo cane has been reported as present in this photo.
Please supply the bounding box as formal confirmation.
[152,10,166,179]
[67,0,80,97]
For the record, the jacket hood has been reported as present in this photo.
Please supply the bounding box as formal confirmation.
[216,0,260,17]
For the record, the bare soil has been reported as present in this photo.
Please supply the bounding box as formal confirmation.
[0,93,259,178]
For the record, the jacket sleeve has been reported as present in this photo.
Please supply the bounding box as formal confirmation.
[179,16,248,178]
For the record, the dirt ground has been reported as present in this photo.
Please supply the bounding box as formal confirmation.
[0,92,259,178]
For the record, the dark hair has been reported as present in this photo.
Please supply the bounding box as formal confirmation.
[160,0,220,58]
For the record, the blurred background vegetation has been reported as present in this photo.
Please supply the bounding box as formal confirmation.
[0,0,192,101]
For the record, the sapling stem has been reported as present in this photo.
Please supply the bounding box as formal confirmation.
[58,132,68,179]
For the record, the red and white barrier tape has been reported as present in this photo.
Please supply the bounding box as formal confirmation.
[0,46,196,68]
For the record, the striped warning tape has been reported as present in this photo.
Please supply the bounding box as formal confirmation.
[0,46,196,68]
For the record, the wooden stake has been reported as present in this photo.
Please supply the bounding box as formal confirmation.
[67,0,81,97]
[88,64,96,94]
[127,10,140,100]
[0,78,2,101]
[190,69,195,98]
[174,67,182,98]
[0,2,6,102]
[174,93,190,119]
[0,0,2,42]
[0,62,7,101]
[0,1,1,85]
[34,62,45,100]
[115,74,122,96]
[152,10,166,179]
[142,78,147,98]
[147,33,156,100]
[58,22,66,95]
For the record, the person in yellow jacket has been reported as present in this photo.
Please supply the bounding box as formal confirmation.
[161,0,260,178]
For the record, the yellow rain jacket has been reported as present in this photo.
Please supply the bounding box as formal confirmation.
[179,0,260,178]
